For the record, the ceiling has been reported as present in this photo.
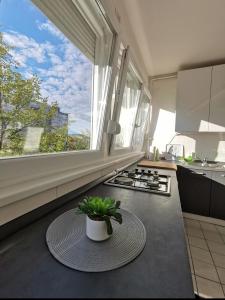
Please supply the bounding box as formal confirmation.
[120,0,225,76]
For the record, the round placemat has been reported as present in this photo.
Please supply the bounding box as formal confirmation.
[46,209,146,272]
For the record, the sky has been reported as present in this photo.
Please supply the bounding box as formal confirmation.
[0,0,93,134]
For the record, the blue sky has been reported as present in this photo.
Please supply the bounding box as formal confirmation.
[0,0,93,134]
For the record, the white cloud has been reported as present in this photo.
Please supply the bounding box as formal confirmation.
[3,29,93,134]
[3,31,53,66]
[37,20,65,41]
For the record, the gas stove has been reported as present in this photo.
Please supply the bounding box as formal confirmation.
[104,168,171,196]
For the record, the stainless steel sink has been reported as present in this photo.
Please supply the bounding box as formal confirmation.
[189,160,220,168]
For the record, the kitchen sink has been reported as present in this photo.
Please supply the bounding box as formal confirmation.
[189,160,222,168]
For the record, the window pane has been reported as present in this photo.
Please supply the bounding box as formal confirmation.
[111,43,125,120]
[114,66,141,148]
[0,0,113,158]
[132,93,150,151]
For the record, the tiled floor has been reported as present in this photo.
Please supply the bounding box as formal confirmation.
[184,217,225,298]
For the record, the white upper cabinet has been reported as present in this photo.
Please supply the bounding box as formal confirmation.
[176,66,212,132]
[209,64,225,132]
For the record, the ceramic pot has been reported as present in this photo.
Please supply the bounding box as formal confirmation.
[86,216,111,241]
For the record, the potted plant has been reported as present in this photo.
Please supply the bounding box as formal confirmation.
[77,196,122,241]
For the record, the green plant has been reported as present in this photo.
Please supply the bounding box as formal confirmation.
[184,155,193,163]
[77,196,122,235]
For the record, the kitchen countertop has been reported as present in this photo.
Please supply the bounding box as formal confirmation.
[0,164,194,298]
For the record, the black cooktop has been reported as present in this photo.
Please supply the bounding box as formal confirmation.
[104,168,171,196]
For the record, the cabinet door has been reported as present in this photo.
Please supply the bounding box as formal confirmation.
[177,166,212,216]
[210,172,225,220]
[209,64,225,132]
[176,67,212,132]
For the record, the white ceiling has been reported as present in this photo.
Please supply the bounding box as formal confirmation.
[121,0,225,76]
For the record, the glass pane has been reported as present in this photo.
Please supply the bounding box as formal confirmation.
[0,0,113,158]
[114,66,141,148]
[90,1,114,150]
[132,93,150,151]
[111,43,125,120]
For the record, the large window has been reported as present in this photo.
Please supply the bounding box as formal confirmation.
[113,64,142,149]
[132,92,150,151]
[0,0,113,158]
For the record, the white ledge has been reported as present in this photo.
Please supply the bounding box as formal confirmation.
[0,152,144,208]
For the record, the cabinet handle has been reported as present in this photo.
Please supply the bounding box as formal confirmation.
[191,171,206,176]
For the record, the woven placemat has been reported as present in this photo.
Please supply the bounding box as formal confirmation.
[46,209,146,272]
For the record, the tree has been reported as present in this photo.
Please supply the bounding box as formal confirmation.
[67,130,90,151]
[0,32,90,156]
[39,126,68,153]
[0,32,58,155]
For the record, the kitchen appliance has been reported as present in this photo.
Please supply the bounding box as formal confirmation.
[104,168,171,196]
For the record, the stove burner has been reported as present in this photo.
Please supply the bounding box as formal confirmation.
[115,176,133,186]
[147,180,159,187]
[104,168,171,196]
[128,171,136,178]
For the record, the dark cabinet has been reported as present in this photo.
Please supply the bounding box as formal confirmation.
[210,172,225,220]
[177,166,212,216]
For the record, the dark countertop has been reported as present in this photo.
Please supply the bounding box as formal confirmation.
[0,165,194,298]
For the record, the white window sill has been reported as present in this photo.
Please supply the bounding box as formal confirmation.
[0,152,144,208]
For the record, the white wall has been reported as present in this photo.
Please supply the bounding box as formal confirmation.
[149,77,225,162]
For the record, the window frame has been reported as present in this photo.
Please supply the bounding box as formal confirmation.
[109,56,143,156]
[0,0,118,162]
[131,89,151,152]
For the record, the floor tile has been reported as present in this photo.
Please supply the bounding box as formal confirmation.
[203,229,225,244]
[217,267,225,284]
[196,276,224,298]
[222,285,225,296]
[200,222,218,232]
[207,241,225,256]
[189,236,208,250]
[185,218,201,229]
[222,235,225,245]
[192,275,197,293]
[217,226,225,236]
[193,259,219,282]
[211,252,225,269]
[186,227,204,239]
[190,246,213,265]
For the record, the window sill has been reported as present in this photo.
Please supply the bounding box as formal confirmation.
[0,151,144,208]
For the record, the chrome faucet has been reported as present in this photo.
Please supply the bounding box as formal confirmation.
[195,155,208,167]
[201,157,208,167]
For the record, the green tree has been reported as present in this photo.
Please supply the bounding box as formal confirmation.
[67,130,90,151]
[39,126,68,153]
[0,32,57,155]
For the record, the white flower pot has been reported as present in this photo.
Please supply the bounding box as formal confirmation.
[86,216,111,241]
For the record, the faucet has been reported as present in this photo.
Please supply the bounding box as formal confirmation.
[201,157,208,167]
[194,155,208,167]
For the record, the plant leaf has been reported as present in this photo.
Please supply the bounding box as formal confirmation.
[104,216,113,235]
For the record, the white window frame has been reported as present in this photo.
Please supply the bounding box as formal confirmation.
[131,89,151,152]
[99,34,123,156]
[0,0,121,205]
[109,55,143,156]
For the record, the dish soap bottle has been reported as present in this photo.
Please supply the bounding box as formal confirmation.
[153,146,156,161]
[155,148,160,161]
